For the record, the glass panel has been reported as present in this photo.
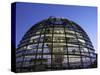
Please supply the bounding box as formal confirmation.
[41,29,45,34]
[67,30,75,34]
[43,48,50,53]
[53,36,66,43]
[27,44,38,49]
[69,57,81,63]
[83,48,88,52]
[68,47,80,54]
[90,52,95,57]
[38,43,43,48]
[44,35,52,43]
[37,54,42,59]
[30,35,40,40]
[53,47,64,53]
[27,44,33,49]
[53,43,66,47]
[81,52,89,56]
[67,44,79,47]
[76,32,83,38]
[69,55,81,68]
[54,34,65,37]
[43,43,49,48]
[52,54,64,64]
[45,28,53,34]
[36,30,41,34]
[65,25,73,30]
[91,58,96,63]
[26,49,36,54]
[24,55,35,62]
[66,34,75,38]
[64,47,68,54]
[85,57,91,64]
[54,28,64,34]
[16,57,23,62]
[37,49,42,53]
[45,43,52,53]
[67,37,77,42]
[80,47,88,52]
[63,55,68,63]
[43,55,51,65]
[43,55,51,59]
[78,38,85,43]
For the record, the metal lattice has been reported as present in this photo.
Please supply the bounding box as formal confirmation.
[16,17,96,72]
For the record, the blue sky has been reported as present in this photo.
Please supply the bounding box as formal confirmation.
[15,2,97,50]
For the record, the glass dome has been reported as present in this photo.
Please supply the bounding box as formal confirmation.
[16,17,96,72]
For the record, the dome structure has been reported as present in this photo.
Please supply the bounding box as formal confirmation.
[16,17,96,72]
